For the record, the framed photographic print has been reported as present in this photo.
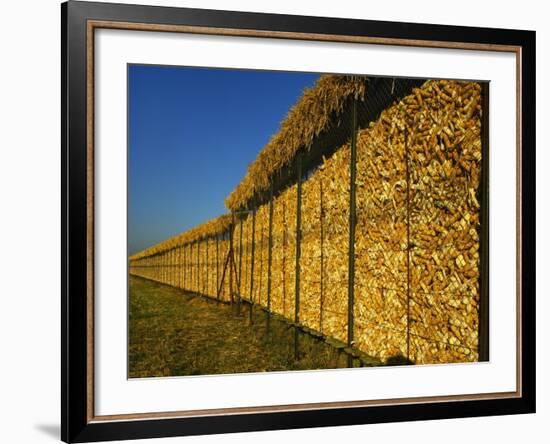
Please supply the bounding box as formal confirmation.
[61,0,536,442]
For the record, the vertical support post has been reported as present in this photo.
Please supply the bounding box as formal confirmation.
[201,241,204,294]
[183,245,187,290]
[267,181,274,333]
[294,153,303,361]
[185,248,188,289]
[282,198,287,317]
[181,244,185,290]
[204,240,207,295]
[195,240,201,293]
[206,238,210,296]
[216,234,220,299]
[478,82,490,362]
[320,177,325,333]
[347,97,358,368]
[229,216,235,304]
[405,126,412,362]
[178,246,181,288]
[198,241,201,294]
[238,215,243,314]
[249,203,256,323]
[258,221,264,307]
[170,248,173,287]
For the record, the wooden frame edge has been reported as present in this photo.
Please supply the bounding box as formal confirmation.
[62,3,535,441]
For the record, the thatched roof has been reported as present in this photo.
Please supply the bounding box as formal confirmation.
[131,75,367,261]
[224,75,366,211]
[129,214,232,260]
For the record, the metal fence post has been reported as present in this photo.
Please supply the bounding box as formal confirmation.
[183,244,187,290]
[216,235,219,300]
[229,218,235,305]
[405,126,412,362]
[294,153,303,361]
[176,246,180,288]
[238,216,243,314]
[282,198,287,318]
[347,97,358,368]
[267,181,274,333]
[170,248,174,287]
[320,177,325,333]
[206,238,209,296]
[198,241,201,294]
[249,202,256,324]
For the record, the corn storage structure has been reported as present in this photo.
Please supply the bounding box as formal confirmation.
[129,74,488,365]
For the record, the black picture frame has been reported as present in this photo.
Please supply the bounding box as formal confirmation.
[62,1,536,442]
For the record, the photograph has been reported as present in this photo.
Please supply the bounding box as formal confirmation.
[127,65,488,378]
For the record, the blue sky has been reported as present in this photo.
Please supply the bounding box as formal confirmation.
[128,65,319,255]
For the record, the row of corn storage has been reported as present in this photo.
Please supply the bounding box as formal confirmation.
[130,79,483,365]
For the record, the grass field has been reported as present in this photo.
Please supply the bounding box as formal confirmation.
[129,275,381,377]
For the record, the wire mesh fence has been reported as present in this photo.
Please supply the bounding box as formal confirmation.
[129,75,487,366]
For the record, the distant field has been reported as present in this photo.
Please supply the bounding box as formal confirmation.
[128,275,381,378]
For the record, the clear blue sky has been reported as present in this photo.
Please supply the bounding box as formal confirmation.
[128,65,319,255]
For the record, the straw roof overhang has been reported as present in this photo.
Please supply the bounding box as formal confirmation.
[130,75,427,261]
[224,75,367,211]
[129,214,232,260]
